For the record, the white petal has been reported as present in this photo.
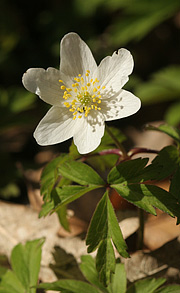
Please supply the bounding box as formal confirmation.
[73,112,105,154]
[22,67,64,106]
[34,106,81,145]
[60,33,97,79]
[95,48,134,93]
[102,89,141,121]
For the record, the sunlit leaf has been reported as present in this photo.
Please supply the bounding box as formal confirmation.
[80,255,109,293]
[58,161,105,186]
[127,277,166,293]
[38,279,100,293]
[53,185,100,210]
[86,191,128,286]
[108,263,127,293]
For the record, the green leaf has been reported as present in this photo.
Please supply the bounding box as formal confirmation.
[147,145,180,180]
[10,238,44,293]
[108,263,127,293]
[96,238,116,286]
[156,284,180,292]
[107,198,129,258]
[112,184,180,218]
[58,161,105,186]
[56,205,70,231]
[86,191,128,286]
[0,270,25,293]
[108,147,179,185]
[108,158,149,184]
[165,102,180,126]
[53,185,100,210]
[40,154,70,201]
[127,277,166,293]
[80,255,109,293]
[38,279,100,293]
[146,124,180,144]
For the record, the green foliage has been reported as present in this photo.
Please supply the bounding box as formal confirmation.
[135,66,180,105]
[0,239,44,293]
[108,157,180,220]
[39,254,180,292]
[127,278,166,293]
[86,191,128,286]
[58,161,105,186]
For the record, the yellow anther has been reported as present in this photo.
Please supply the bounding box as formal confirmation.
[97,86,100,89]
[78,74,81,77]
[61,85,66,90]
[59,80,63,83]
[86,73,89,77]
[93,88,97,92]
[90,79,93,83]
[74,88,78,93]
[75,83,79,87]
[102,86,106,89]
[81,87,85,91]
[78,115,82,119]
[98,100,101,104]
[95,106,98,110]
[86,70,90,73]
[64,102,70,107]
[93,98,96,103]
[91,105,94,109]
[69,108,75,112]
[66,88,72,92]
[84,106,87,110]
[87,83,90,86]
[81,77,84,83]
[98,95,101,98]
[92,94,96,98]
[73,111,78,115]
[72,84,76,87]
[98,107,101,110]
[73,116,76,120]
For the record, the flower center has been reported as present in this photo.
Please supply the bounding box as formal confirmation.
[59,70,105,120]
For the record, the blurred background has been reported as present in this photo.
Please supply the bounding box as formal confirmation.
[0,0,180,203]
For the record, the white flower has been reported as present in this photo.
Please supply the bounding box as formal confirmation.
[22,32,141,154]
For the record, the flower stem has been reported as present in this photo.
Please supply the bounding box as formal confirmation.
[137,208,144,250]
[105,125,128,158]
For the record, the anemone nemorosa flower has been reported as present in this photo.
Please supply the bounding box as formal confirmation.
[22,32,141,154]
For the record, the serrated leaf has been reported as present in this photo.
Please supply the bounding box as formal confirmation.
[80,255,109,293]
[127,277,166,293]
[107,198,129,258]
[86,191,128,256]
[53,185,100,210]
[58,161,105,186]
[112,184,180,219]
[86,191,128,286]
[146,145,180,180]
[108,263,127,293]
[108,147,179,185]
[10,238,44,293]
[108,158,149,184]
[40,154,70,201]
[38,279,100,293]
[96,238,116,286]
[146,124,180,144]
